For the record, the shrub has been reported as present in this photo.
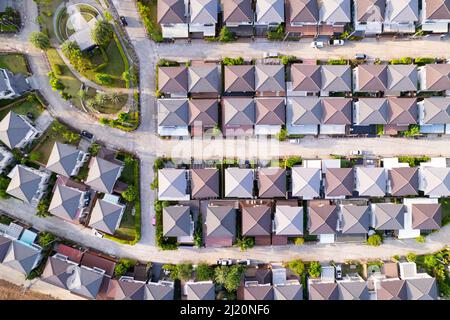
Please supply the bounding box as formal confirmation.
[236,236,254,251]
[308,261,321,278]
[196,263,214,281]
[406,253,417,262]
[267,24,285,40]
[29,151,41,162]
[29,31,50,50]
[61,41,92,72]
[287,259,305,276]
[114,258,136,278]
[283,156,302,168]
[91,20,114,47]
[367,234,383,246]
[414,57,435,65]
[215,265,243,292]
[95,73,113,85]
[281,55,298,65]
[424,255,438,269]
[137,1,163,42]
[122,70,136,83]
[294,237,304,246]
[0,176,10,199]
[52,64,62,76]
[328,58,347,65]
[88,143,101,156]
[276,128,287,141]
[219,26,236,42]
[48,72,65,91]
[390,57,413,65]
[177,263,193,281]
[401,124,420,137]
[122,185,138,202]
[222,57,244,66]
[416,235,426,243]
[37,232,55,248]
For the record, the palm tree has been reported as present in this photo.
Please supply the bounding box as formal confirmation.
[110,92,121,105]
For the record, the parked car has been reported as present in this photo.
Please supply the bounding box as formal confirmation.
[120,16,128,26]
[263,52,278,58]
[355,53,367,60]
[217,259,234,266]
[92,229,103,238]
[81,130,94,140]
[151,215,156,226]
[26,112,34,120]
[335,264,342,280]
[351,150,362,155]
[311,41,324,48]
[237,259,251,266]
[329,39,344,46]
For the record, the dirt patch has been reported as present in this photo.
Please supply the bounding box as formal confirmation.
[0,279,58,300]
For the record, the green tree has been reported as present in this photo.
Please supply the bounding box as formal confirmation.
[284,156,302,168]
[424,255,438,270]
[95,73,113,85]
[29,31,50,50]
[62,131,79,144]
[122,185,138,202]
[287,259,305,277]
[48,72,65,91]
[276,128,287,141]
[367,234,383,247]
[236,236,254,251]
[110,92,121,105]
[99,117,110,125]
[88,143,101,156]
[38,232,56,248]
[308,261,321,278]
[61,41,92,72]
[91,20,114,47]
[29,151,41,162]
[177,263,193,281]
[122,70,136,83]
[224,265,243,292]
[214,265,228,286]
[78,89,87,100]
[406,253,417,262]
[114,259,136,277]
[196,264,214,281]
[219,26,235,42]
[0,176,10,199]
[36,198,50,217]
[118,112,130,122]
[104,12,113,22]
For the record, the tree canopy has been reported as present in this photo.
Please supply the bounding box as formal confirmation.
[29,32,50,50]
[91,20,114,47]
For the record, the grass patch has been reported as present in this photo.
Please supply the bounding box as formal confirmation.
[0,53,29,74]
[0,94,45,120]
[137,0,163,42]
[37,0,62,41]
[440,198,450,226]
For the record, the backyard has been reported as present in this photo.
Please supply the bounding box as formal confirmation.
[440,198,450,226]
[0,54,29,75]
[0,94,45,120]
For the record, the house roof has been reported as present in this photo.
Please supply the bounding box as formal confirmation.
[411,203,441,229]
[222,97,255,126]
[337,281,370,300]
[242,204,272,236]
[144,283,175,300]
[190,168,220,199]
[223,0,253,23]
[188,99,218,126]
[388,97,417,125]
[424,64,450,91]
[188,65,220,94]
[321,65,352,92]
[206,205,236,237]
[6,165,43,203]
[256,268,272,284]
[288,97,322,125]
[255,65,285,93]
[163,205,191,237]
[2,240,41,275]
[109,279,145,300]
[274,283,303,300]
[48,184,83,222]
[377,279,407,300]
[88,199,124,235]
[0,235,12,263]
[373,203,405,230]
[258,167,286,198]
[7,71,31,96]
[406,278,438,300]
[41,256,74,290]
[255,98,285,125]
[0,111,33,149]
[158,66,188,93]
[340,205,370,234]
[186,282,215,300]
[274,205,303,236]
[256,0,284,24]
[158,168,188,200]
[387,65,417,92]
[385,0,419,23]
[356,65,388,91]
[70,266,104,299]
[356,167,387,197]
[190,0,218,24]
[291,167,321,198]
[287,0,319,23]
[325,168,354,197]
[244,285,274,300]
[421,97,450,124]
[420,167,450,197]
[322,98,352,124]
[309,282,339,300]
[46,142,82,177]
[85,157,122,194]
[425,0,450,20]
[158,99,189,127]
[356,98,389,125]
[224,65,255,92]
[291,64,321,92]
[157,0,187,23]
[319,0,351,23]
[309,203,338,235]
[225,168,254,198]
[80,252,116,277]
[389,167,419,196]
[356,0,385,22]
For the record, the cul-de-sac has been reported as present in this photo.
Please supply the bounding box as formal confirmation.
[0,0,448,302]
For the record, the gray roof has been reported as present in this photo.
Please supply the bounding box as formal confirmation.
[41,256,74,290]
[291,167,321,198]
[157,0,187,24]
[206,205,236,237]
[387,65,417,92]
[287,97,322,125]
[287,0,319,23]
[88,199,124,235]
[163,205,191,237]
[377,279,407,300]
[337,281,370,300]
[110,279,145,300]
[6,165,43,204]
[46,142,82,177]
[158,66,188,93]
[223,0,253,23]
[309,282,339,300]
[244,285,274,300]
[70,266,104,299]
[186,282,215,300]
[2,240,41,275]
[189,99,219,126]
[158,168,188,200]
[321,65,352,92]
[188,65,220,94]
[258,167,286,198]
[85,157,122,194]
[420,167,450,197]
[405,278,438,300]
[0,111,33,149]
[319,0,351,23]
[423,64,450,91]
[222,97,255,126]
[421,97,450,124]
[144,283,175,300]
[190,168,220,199]
[340,205,370,234]
[373,203,405,230]
[308,204,339,235]
[385,0,419,22]
[412,203,441,230]
[224,65,255,92]
[425,0,450,20]
[224,168,253,198]
[291,64,321,92]
[0,235,12,263]
[273,283,303,300]
[356,167,387,197]
[356,0,385,22]
[356,98,389,125]
[274,205,303,236]
[356,65,388,92]
[254,64,285,92]
[190,0,218,24]
[158,99,189,126]
[255,0,285,24]
[48,184,83,221]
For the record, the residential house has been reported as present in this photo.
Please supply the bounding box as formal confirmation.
[88,194,125,235]
[106,278,175,300]
[48,183,86,223]
[370,203,405,233]
[291,167,321,199]
[257,167,286,198]
[185,281,215,300]
[273,204,303,238]
[190,168,220,199]
[387,97,418,130]
[158,66,188,97]
[224,65,255,94]
[421,0,450,33]
[205,203,236,247]
[353,98,389,125]
[46,142,89,177]
[324,167,354,199]
[0,68,31,99]
[144,281,175,300]
[308,201,339,243]
[418,97,450,134]
[354,0,385,35]
[0,111,41,149]
[398,262,439,300]
[222,0,254,37]
[338,204,371,235]
[320,98,352,135]
[419,167,450,197]
[383,0,419,33]
[320,65,352,96]
[355,167,387,197]
[0,145,13,174]
[244,282,274,300]
[286,97,322,135]
[254,98,285,135]
[255,0,285,33]
[85,157,123,194]
[386,65,418,95]
[163,205,193,241]
[387,167,419,196]
[157,0,189,38]
[41,253,80,290]
[254,64,285,97]
[337,274,371,300]
[272,266,303,300]
[308,265,339,300]
[318,0,351,36]
[241,266,274,300]
[188,64,221,98]
[399,197,441,239]
[285,0,319,37]
[241,202,272,245]
[0,236,42,276]
[353,64,388,93]
[375,278,408,299]
[158,168,190,201]
[222,97,255,136]
[66,4,98,51]
[288,64,321,96]
[6,165,50,206]
[418,63,450,93]
[189,0,219,37]
[157,98,190,136]
[188,99,219,136]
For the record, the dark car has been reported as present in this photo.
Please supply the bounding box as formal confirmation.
[81,130,94,139]
[120,16,128,26]
[26,112,34,120]
[355,53,367,60]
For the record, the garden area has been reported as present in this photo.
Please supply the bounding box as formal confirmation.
[136,0,163,42]
[0,7,21,33]
[0,94,45,120]
[0,53,29,75]
[439,198,450,226]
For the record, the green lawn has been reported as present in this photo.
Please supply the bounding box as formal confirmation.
[114,204,136,241]
[38,0,63,42]
[440,198,450,226]
[0,54,29,74]
[0,96,45,120]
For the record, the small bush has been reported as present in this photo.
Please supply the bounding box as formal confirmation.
[219,26,236,42]
[416,235,426,243]
[367,234,383,246]
[222,57,244,66]
[308,261,321,278]
[287,259,305,276]
[294,237,304,246]
[406,253,417,262]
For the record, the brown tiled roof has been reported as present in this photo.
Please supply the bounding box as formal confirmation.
[255,98,285,125]
[291,64,321,92]
[224,65,255,92]
[56,244,83,264]
[242,205,272,236]
[223,0,253,23]
[424,64,450,91]
[158,66,188,93]
[309,282,339,300]
[356,0,385,22]
[325,168,354,197]
[321,98,352,125]
[286,0,319,23]
[377,280,407,300]
[254,64,285,93]
[388,167,419,196]
[157,0,187,24]
[81,252,116,277]
[357,65,387,91]
[190,168,220,199]
[188,99,219,126]
[412,203,442,229]
[388,97,417,125]
[308,203,338,235]
[425,0,450,20]
[258,168,286,198]
[244,285,274,300]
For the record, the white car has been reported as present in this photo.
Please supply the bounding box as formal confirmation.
[310,41,324,48]
[263,52,278,58]
[335,264,343,280]
[329,39,344,46]
[351,150,363,155]
[92,229,103,238]
[217,259,234,266]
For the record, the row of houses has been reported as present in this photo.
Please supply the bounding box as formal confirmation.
[157,0,450,39]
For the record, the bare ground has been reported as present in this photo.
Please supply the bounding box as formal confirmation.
[0,279,57,300]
